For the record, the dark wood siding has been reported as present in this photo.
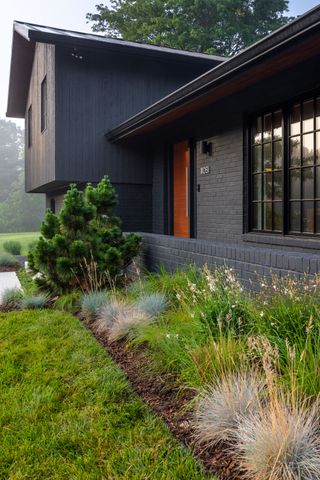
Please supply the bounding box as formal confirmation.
[25,43,55,192]
[54,46,209,186]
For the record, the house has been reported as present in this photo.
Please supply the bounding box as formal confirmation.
[6,6,320,286]
[6,21,223,230]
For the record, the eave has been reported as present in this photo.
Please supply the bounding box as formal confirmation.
[6,21,225,119]
[107,5,320,142]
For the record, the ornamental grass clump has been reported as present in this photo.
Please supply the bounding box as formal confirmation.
[0,287,23,310]
[80,291,108,322]
[255,274,320,344]
[0,252,19,268]
[193,372,264,448]
[20,294,48,310]
[95,299,152,342]
[53,292,81,314]
[3,240,21,255]
[234,396,320,480]
[135,293,168,317]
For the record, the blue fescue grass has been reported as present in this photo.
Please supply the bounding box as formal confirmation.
[80,291,109,322]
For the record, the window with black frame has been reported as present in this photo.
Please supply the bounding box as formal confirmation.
[41,76,47,132]
[251,110,283,232]
[289,99,320,234]
[250,96,320,236]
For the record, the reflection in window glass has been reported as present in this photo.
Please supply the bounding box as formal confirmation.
[252,146,262,172]
[251,110,283,232]
[302,100,314,133]
[302,168,314,199]
[291,104,300,136]
[290,137,301,167]
[264,114,272,142]
[253,116,262,144]
[273,202,283,231]
[273,111,282,139]
[302,202,314,232]
[302,133,314,165]
[290,202,300,232]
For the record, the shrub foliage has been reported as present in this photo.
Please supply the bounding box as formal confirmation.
[28,176,141,293]
[3,240,21,255]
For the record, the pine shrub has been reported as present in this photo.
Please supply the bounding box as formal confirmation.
[28,176,141,293]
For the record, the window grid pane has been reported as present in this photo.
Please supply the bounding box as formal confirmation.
[251,110,283,232]
[288,98,318,234]
[251,97,320,236]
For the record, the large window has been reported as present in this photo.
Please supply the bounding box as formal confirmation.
[41,76,47,132]
[250,95,320,236]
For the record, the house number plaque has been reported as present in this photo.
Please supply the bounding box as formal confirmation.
[200,166,210,175]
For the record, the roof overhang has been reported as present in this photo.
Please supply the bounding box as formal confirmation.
[107,5,320,142]
[6,29,35,118]
[6,21,225,119]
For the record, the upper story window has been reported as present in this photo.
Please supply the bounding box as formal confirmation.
[41,76,47,132]
[250,95,320,236]
[27,105,32,148]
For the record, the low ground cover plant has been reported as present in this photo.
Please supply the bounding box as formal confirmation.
[0,252,19,268]
[3,240,21,255]
[20,294,48,310]
[0,287,23,311]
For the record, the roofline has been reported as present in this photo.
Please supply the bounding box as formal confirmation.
[12,20,226,63]
[107,4,320,142]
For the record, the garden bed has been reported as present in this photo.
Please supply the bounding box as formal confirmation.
[91,327,241,480]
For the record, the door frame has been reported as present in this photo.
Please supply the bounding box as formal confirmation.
[165,138,196,238]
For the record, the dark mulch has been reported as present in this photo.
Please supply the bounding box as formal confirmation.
[87,322,244,480]
[0,266,19,273]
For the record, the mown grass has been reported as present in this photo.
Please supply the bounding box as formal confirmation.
[0,310,214,479]
[0,232,39,255]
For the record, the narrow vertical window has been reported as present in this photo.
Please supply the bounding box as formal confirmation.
[27,105,32,148]
[41,76,47,132]
[251,110,283,232]
[50,198,56,214]
[289,99,320,234]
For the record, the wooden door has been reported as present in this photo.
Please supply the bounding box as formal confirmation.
[173,140,190,238]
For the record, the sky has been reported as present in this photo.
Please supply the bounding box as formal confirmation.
[1,0,319,127]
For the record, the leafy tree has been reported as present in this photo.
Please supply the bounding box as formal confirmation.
[87,0,292,56]
[0,172,45,233]
[0,119,24,202]
[29,176,141,294]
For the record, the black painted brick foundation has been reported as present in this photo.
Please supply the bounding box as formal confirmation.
[140,233,320,290]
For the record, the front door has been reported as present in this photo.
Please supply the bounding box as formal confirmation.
[173,140,190,238]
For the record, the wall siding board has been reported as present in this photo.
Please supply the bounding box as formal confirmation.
[25,43,55,192]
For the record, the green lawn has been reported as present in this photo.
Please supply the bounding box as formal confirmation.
[0,232,39,255]
[0,310,212,479]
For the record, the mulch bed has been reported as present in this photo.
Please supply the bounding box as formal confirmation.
[0,266,19,273]
[87,322,244,480]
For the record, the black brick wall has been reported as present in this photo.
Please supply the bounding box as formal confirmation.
[141,233,319,290]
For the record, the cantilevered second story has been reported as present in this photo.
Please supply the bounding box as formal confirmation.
[7,21,225,195]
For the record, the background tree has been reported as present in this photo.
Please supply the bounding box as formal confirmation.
[0,119,23,202]
[0,118,45,232]
[87,0,292,56]
[0,172,45,233]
